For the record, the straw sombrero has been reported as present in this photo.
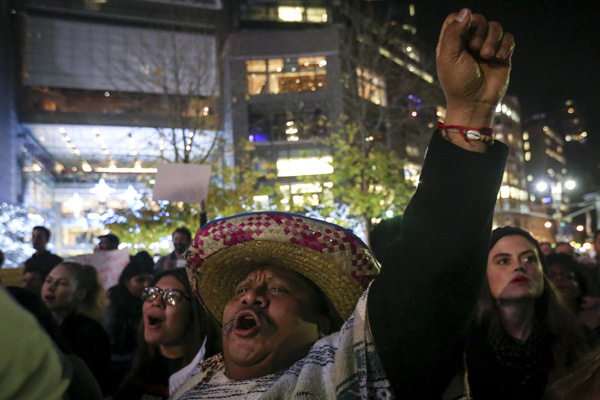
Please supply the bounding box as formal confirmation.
[186,212,380,325]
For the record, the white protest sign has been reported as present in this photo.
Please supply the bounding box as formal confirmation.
[153,164,211,203]
[75,248,131,290]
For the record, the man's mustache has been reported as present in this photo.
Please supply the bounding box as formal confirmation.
[222,306,275,336]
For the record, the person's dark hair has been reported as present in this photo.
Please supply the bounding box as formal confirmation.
[57,262,106,320]
[118,268,221,393]
[131,251,154,270]
[0,249,4,268]
[118,252,154,287]
[476,226,592,381]
[23,264,50,278]
[6,286,72,354]
[33,226,51,240]
[99,233,120,248]
[173,227,192,242]
[24,263,48,277]
[545,253,589,305]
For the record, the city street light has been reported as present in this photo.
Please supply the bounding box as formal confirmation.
[534,176,578,241]
[564,179,576,191]
[536,181,549,192]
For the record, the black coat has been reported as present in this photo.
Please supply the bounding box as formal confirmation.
[368,132,509,399]
[61,311,113,395]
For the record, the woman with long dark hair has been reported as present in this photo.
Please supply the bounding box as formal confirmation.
[446,227,594,400]
[114,268,221,400]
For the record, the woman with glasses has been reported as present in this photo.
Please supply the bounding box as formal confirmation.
[113,268,221,400]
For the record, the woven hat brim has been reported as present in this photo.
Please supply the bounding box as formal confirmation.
[188,240,366,325]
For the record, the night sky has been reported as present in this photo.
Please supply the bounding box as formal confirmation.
[411,0,599,145]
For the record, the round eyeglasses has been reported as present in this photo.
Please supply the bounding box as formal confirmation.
[142,286,191,306]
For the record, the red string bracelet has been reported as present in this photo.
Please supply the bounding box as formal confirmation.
[437,122,494,143]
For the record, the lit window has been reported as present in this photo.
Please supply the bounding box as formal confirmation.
[279,7,303,21]
[356,68,387,106]
[276,6,328,23]
[277,156,334,177]
[247,57,327,95]
[306,7,327,22]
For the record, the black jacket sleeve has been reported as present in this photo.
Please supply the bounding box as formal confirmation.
[367,131,508,399]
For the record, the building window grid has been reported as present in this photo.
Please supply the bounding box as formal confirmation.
[247,57,327,96]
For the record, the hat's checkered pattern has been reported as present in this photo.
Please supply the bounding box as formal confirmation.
[188,213,379,289]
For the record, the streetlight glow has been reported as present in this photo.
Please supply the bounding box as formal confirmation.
[564,179,576,190]
[576,225,584,232]
[536,181,548,192]
[544,221,552,228]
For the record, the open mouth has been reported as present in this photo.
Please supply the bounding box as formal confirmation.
[233,311,262,337]
[512,277,529,284]
[237,315,257,330]
[147,316,164,328]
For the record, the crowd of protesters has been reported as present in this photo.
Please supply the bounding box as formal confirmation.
[3,9,600,400]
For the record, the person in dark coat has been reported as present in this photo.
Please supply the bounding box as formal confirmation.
[104,252,154,385]
[24,226,62,277]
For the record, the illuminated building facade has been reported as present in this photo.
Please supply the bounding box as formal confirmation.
[222,0,443,208]
[490,97,552,241]
[2,0,223,257]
